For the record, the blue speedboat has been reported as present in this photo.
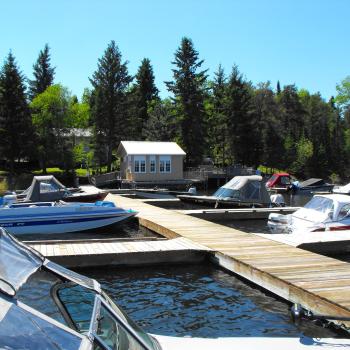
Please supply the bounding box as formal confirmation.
[0,199,137,235]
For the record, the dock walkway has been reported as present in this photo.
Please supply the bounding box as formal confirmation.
[109,194,350,325]
[29,236,209,268]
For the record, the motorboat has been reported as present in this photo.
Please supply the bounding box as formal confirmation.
[265,172,293,193]
[268,194,350,234]
[333,183,350,195]
[14,175,107,202]
[0,199,137,235]
[1,227,349,350]
[296,178,334,193]
[177,175,271,208]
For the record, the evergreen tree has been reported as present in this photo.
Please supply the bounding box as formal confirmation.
[207,64,228,166]
[225,65,255,166]
[253,82,284,169]
[0,52,32,177]
[276,80,281,95]
[278,84,305,169]
[166,37,208,166]
[29,44,55,100]
[143,99,175,141]
[89,41,132,171]
[129,58,159,140]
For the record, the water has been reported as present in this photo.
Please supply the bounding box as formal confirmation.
[78,263,344,338]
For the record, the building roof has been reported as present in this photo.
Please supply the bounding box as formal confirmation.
[117,141,186,155]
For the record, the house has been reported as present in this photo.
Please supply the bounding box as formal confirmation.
[117,141,186,182]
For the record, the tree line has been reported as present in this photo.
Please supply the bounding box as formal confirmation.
[0,38,350,180]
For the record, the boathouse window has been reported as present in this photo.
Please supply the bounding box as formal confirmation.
[134,156,146,173]
[159,156,171,173]
[150,156,156,173]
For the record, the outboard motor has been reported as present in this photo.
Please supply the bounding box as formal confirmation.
[270,193,285,207]
[2,194,17,206]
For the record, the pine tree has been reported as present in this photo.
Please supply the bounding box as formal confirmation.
[166,37,208,166]
[278,85,306,168]
[276,80,281,95]
[129,58,158,140]
[208,64,228,166]
[225,65,254,166]
[89,41,132,171]
[0,52,33,176]
[143,99,175,141]
[29,44,55,100]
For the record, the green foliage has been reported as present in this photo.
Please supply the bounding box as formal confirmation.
[166,37,208,166]
[0,52,33,174]
[89,40,132,171]
[29,44,55,100]
[31,84,75,173]
[335,76,350,112]
[129,58,159,140]
[225,65,256,166]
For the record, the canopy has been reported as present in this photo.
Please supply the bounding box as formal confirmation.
[22,176,69,202]
[214,175,271,204]
[0,228,43,295]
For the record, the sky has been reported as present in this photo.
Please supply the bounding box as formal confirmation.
[1,0,349,100]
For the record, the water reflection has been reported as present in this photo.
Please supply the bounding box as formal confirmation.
[79,263,342,338]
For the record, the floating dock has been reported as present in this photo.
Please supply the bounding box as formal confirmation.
[28,236,209,268]
[108,194,350,326]
[176,207,298,220]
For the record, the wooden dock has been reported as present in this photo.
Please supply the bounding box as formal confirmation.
[28,237,209,268]
[176,207,299,220]
[108,194,350,326]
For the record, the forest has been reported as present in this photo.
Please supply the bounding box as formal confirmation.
[0,37,350,181]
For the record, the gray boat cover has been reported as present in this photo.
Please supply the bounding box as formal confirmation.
[214,175,271,204]
[22,175,69,202]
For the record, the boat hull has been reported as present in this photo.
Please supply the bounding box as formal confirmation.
[0,205,137,235]
[177,195,268,208]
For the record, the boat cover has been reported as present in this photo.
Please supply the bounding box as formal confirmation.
[22,175,70,202]
[215,175,271,204]
[0,228,43,294]
[299,178,325,188]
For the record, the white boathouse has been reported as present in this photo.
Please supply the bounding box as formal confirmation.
[117,141,186,182]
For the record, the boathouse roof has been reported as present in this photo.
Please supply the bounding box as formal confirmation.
[117,141,186,156]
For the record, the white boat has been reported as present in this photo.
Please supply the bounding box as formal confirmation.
[0,200,137,235]
[268,194,350,234]
[333,183,350,194]
[178,175,272,208]
[1,228,349,350]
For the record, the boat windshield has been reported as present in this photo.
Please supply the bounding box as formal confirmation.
[213,187,240,199]
[54,282,160,350]
[304,196,334,214]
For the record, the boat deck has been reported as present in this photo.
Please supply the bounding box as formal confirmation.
[108,194,350,325]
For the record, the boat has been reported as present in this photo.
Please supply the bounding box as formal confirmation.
[0,199,137,235]
[14,175,107,202]
[332,183,350,194]
[268,194,350,234]
[296,178,334,193]
[177,175,272,208]
[1,227,349,350]
[265,172,293,193]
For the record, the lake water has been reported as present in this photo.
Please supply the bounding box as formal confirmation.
[78,263,345,338]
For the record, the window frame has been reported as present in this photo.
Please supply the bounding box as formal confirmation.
[159,156,171,173]
[134,156,146,173]
[149,156,156,173]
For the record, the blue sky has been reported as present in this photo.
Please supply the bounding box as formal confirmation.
[1,0,349,100]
